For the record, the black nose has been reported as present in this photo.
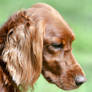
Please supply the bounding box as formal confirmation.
[75,76,86,86]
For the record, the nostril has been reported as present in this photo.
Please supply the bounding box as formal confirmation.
[75,76,87,86]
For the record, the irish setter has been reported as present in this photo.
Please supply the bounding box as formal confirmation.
[0,3,86,92]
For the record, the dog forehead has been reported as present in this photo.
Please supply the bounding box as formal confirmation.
[44,21,75,43]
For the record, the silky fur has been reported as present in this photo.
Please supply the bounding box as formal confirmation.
[0,3,85,92]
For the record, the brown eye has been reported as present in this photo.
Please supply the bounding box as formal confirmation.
[8,29,13,36]
[51,43,64,49]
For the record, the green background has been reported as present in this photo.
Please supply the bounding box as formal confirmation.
[0,0,92,92]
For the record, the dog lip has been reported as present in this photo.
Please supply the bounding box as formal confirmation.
[46,77,52,82]
[55,83,78,91]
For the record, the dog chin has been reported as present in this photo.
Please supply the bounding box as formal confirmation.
[56,84,78,91]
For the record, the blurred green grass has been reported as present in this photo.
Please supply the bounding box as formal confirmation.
[0,0,92,92]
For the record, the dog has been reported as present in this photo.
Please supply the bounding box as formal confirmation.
[0,3,86,92]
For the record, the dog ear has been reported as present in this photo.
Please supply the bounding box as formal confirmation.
[30,20,45,86]
[1,11,45,89]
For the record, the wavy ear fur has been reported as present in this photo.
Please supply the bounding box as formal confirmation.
[0,10,44,90]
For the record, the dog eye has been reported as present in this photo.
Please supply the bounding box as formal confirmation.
[8,29,13,36]
[51,43,64,49]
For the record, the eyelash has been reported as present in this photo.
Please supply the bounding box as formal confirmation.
[51,43,64,49]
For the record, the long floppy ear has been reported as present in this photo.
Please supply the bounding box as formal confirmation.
[30,20,45,86]
[1,10,45,89]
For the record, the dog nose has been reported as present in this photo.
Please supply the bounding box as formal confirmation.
[75,76,86,86]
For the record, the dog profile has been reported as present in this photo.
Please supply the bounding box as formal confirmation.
[0,3,86,92]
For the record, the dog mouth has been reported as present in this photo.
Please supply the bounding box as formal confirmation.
[55,81,78,90]
[43,73,86,90]
[57,85,78,90]
[42,66,86,90]
[45,77,79,90]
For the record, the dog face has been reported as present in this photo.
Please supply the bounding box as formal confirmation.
[42,13,86,90]
[0,3,86,91]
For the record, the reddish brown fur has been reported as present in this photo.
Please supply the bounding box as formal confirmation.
[0,3,86,92]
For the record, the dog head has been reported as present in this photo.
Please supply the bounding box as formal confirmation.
[0,3,86,91]
[35,3,86,90]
